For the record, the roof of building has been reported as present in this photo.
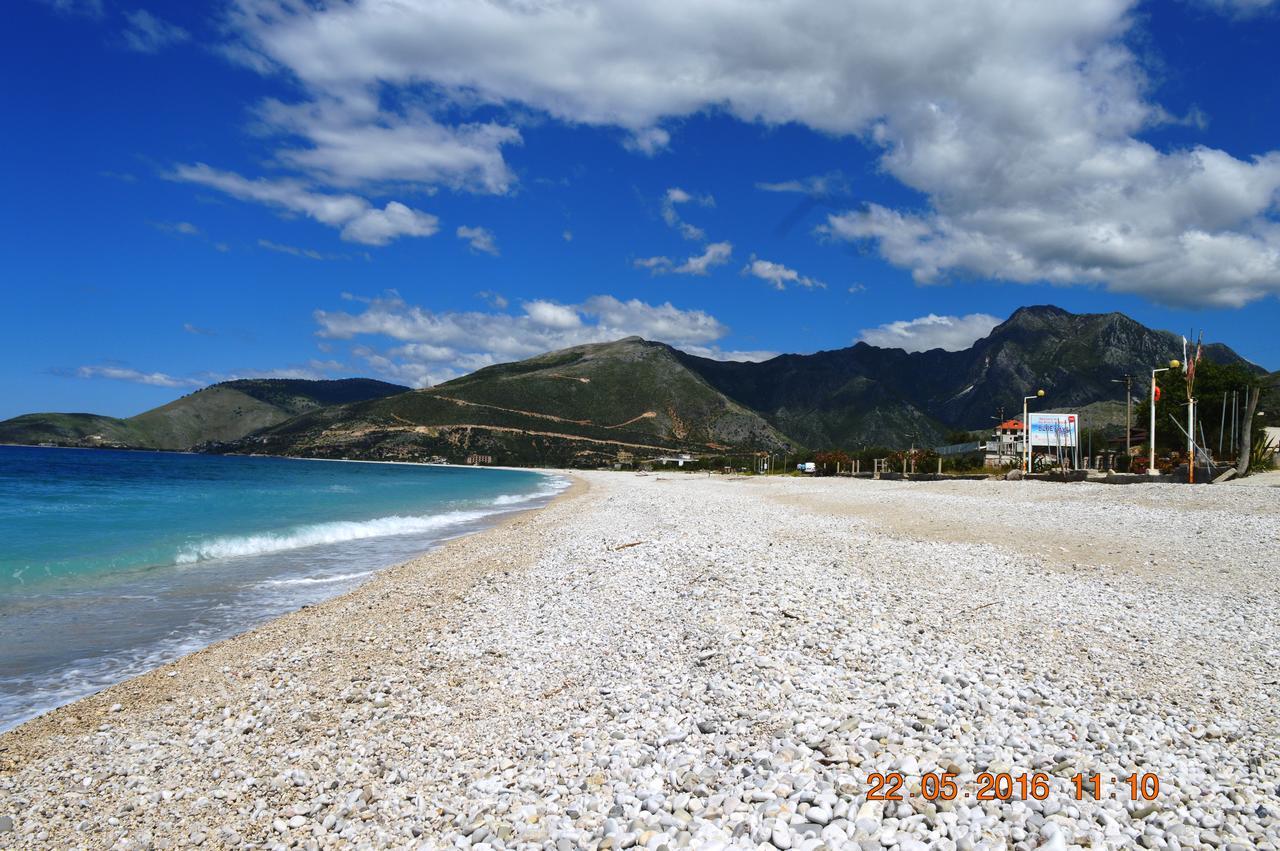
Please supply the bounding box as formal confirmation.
[997,419,1024,430]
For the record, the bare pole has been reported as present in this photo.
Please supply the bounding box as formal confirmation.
[1223,389,1233,458]
[1126,375,1132,457]
[1219,393,1228,457]
[1086,412,1091,469]
[1199,421,1213,473]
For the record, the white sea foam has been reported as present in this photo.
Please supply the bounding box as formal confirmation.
[492,492,539,506]
[174,510,493,565]
[172,477,565,566]
[257,570,374,588]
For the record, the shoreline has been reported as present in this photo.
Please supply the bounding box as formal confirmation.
[0,442,566,475]
[0,473,587,762]
[0,466,580,742]
[1,473,1274,849]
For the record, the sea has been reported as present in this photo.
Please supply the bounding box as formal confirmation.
[0,445,567,732]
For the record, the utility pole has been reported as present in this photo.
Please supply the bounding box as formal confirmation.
[1111,375,1133,458]
[991,406,1006,466]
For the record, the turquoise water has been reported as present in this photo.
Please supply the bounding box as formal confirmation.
[0,446,565,731]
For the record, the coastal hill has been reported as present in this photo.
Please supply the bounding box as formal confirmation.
[231,337,793,466]
[0,378,408,451]
[2,307,1269,462]
[222,306,1264,464]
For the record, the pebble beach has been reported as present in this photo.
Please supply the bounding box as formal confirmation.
[1,472,1277,850]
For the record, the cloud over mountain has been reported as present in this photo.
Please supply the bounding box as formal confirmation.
[220,0,1280,306]
[858,313,1002,353]
[313,291,735,387]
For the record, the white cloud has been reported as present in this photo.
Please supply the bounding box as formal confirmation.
[220,0,1280,307]
[340,201,439,246]
[219,363,343,382]
[756,173,849,196]
[34,0,104,19]
[73,365,201,388]
[562,230,574,242]
[679,346,780,363]
[255,99,520,195]
[661,188,714,241]
[313,291,729,387]
[636,242,734,276]
[857,313,1001,353]
[624,127,671,156]
[634,256,673,272]
[121,10,189,53]
[257,239,342,260]
[456,225,499,256]
[675,242,733,276]
[742,257,826,290]
[475,290,508,309]
[522,300,582,330]
[168,163,438,246]
[154,221,201,236]
[1187,0,1276,15]
[71,360,353,389]
[183,322,216,336]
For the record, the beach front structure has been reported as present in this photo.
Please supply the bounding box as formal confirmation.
[654,453,694,467]
[984,419,1025,467]
[980,415,1080,468]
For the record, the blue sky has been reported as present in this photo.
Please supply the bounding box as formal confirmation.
[3,0,1279,419]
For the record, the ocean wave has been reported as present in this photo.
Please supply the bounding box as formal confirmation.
[492,492,540,506]
[256,570,374,588]
[174,510,493,565]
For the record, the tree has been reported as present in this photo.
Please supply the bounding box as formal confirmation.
[813,450,851,475]
[1237,384,1261,476]
[1134,360,1263,464]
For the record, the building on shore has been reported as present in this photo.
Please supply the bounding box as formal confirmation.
[983,419,1024,467]
[965,415,1080,468]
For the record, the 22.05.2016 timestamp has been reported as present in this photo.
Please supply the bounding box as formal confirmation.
[865,772,1161,802]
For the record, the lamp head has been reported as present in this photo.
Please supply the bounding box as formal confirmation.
[1169,359,1181,369]
[1036,389,1045,398]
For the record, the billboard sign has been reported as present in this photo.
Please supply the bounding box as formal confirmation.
[1028,413,1078,448]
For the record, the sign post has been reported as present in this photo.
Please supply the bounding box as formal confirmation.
[1028,413,1079,469]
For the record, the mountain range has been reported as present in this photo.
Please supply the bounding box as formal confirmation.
[0,378,407,451]
[2,306,1272,465]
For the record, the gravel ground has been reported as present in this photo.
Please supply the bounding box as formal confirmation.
[1,472,1277,850]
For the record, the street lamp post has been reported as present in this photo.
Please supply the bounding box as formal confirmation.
[1148,360,1181,476]
[1023,389,1045,473]
[1111,375,1133,459]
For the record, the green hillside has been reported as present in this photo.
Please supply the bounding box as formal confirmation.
[230,338,793,466]
[0,378,408,451]
[5,307,1269,463]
